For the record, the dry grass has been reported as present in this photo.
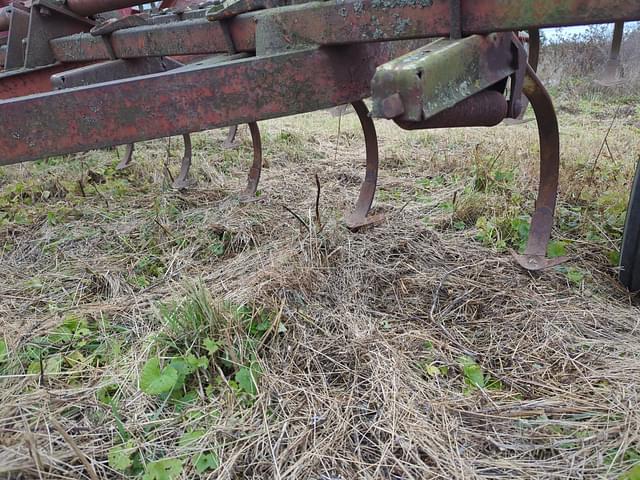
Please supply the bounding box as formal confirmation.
[539,24,640,97]
[1,94,640,479]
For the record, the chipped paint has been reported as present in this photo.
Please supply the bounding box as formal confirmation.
[392,13,410,35]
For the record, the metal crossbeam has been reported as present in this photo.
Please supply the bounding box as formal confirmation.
[0,41,422,165]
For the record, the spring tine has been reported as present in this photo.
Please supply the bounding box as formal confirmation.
[222,124,239,149]
[172,133,193,189]
[512,66,568,271]
[116,143,135,170]
[344,100,384,230]
[240,121,263,201]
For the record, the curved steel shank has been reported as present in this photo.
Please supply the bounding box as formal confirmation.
[512,66,567,271]
[344,100,383,230]
[240,121,263,201]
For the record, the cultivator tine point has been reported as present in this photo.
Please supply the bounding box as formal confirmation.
[116,143,135,170]
[172,133,194,190]
[222,124,239,149]
[512,66,568,271]
[239,121,263,201]
[344,100,385,231]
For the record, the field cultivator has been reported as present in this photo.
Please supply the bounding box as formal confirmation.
[0,0,639,288]
[0,0,242,188]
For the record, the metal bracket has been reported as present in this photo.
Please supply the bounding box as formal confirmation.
[220,19,236,54]
[24,0,93,68]
[371,34,516,122]
[3,5,29,70]
[449,0,461,39]
[506,32,528,119]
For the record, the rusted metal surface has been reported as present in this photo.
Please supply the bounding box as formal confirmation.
[0,63,90,99]
[50,16,256,61]
[344,99,383,230]
[246,0,640,47]
[50,57,182,88]
[90,13,149,36]
[240,122,263,199]
[0,40,422,165]
[65,0,149,17]
[512,66,566,271]
[47,55,243,191]
[45,0,640,64]
[172,134,194,189]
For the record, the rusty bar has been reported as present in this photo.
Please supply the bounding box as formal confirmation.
[0,40,422,165]
[50,34,114,61]
[0,63,91,99]
[259,0,640,46]
[65,0,148,17]
[47,0,640,63]
[50,16,256,62]
[50,57,181,88]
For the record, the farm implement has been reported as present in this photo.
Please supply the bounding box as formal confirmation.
[0,0,242,187]
[0,0,640,288]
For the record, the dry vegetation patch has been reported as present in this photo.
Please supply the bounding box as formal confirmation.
[1,90,640,478]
